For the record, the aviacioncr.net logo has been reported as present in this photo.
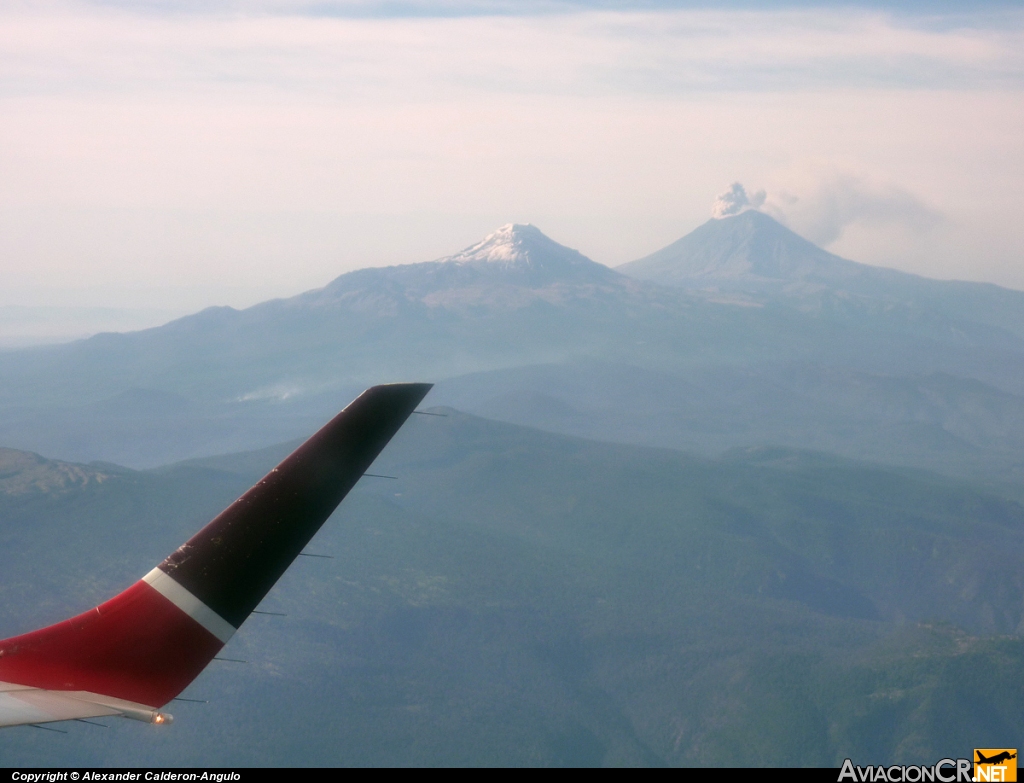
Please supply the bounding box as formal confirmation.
[838,758,973,782]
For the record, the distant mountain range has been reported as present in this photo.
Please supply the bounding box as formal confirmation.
[4,213,1024,482]
[621,209,1024,342]
[4,217,1024,766]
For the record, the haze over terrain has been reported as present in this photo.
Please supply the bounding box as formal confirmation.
[2,0,1022,767]
[1,411,1023,766]
[2,206,1024,765]
[4,212,1024,485]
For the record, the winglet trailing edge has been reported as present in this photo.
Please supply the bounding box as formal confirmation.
[0,382,432,728]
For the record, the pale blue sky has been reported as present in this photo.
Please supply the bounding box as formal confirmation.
[0,0,1021,330]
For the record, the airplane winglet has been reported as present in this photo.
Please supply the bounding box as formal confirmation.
[158,382,432,629]
[0,383,432,726]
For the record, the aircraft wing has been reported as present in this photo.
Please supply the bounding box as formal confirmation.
[0,681,169,727]
[0,382,432,729]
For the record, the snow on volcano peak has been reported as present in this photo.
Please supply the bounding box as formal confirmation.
[445,224,550,268]
[405,222,622,288]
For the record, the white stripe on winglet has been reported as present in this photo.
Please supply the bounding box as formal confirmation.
[142,568,236,645]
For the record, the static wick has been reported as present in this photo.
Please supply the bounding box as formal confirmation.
[363,473,398,480]
[172,697,209,703]
[28,724,67,733]
[413,410,447,417]
[297,552,334,559]
[252,610,287,616]
[73,718,109,728]
[213,657,248,663]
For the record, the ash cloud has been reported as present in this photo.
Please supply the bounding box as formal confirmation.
[762,172,943,247]
[712,182,766,219]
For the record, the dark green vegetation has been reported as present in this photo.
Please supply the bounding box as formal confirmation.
[1,412,1022,766]
[432,359,1024,491]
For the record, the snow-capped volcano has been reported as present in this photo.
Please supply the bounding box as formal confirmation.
[441,223,596,273]
[348,222,621,289]
[417,222,621,289]
[296,223,626,313]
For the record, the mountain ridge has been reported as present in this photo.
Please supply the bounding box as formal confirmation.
[3,410,1024,765]
[618,209,1024,342]
[290,222,627,312]
[6,217,1024,469]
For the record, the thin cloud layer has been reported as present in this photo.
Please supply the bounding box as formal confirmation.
[2,5,1023,100]
[0,3,1021,306]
